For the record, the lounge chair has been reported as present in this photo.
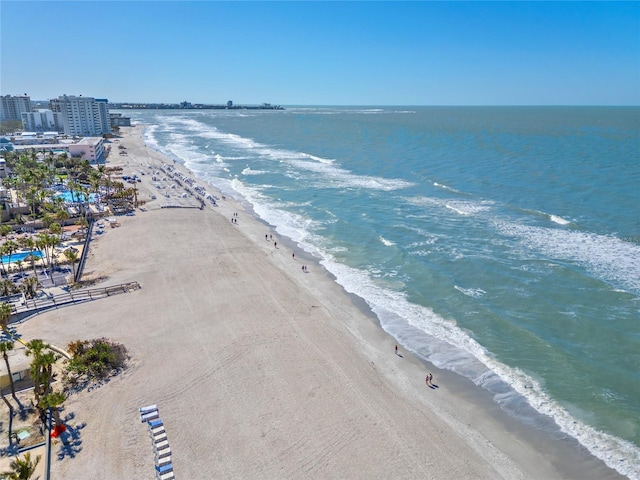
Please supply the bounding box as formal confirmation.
[155,463,173,474]
[153,439,170,452]
[155,446,171,459]
[148,419,163,428]
[139,404,157,414]
[156,454,172,467]
[140,410,159,422]
[150,424,166,436]
[156,472,175,480]
[152,432,168,444]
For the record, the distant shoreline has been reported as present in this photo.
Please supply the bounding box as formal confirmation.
[109,102,284,110]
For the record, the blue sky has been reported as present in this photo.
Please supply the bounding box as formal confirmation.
[2,1,639,105]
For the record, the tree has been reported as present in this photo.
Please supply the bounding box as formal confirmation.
[63,248,79,279]
[0,301,13,331]
[0,225,12,238]
[26,339,59,417]
[19,237,38,276]
[0,303,17,425]
[0,119,23,135]
[75,216,89,238]
[2,451,41,480]
[35,233,59,279]
[0,340,21,406]
[2,240,19,275]
[20,276,39,299]
[0,372,14,431]
[0,279,18,297]
[41,390,66,427]
[0,242,8,277]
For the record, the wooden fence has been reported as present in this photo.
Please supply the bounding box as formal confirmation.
[11,281,141,322]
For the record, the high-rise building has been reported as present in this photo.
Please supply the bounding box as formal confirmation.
[0,94,31,121]
[21,109,62,132]
[49,95,111,136]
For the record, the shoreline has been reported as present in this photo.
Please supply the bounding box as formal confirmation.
[13,125,626,479]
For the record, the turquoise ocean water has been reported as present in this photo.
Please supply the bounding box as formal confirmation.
[126,106,639,478]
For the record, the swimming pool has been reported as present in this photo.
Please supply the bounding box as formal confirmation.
[0,251,44,264]
[55,190,97,203]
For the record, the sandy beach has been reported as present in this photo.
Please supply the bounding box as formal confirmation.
[11,125,624,479]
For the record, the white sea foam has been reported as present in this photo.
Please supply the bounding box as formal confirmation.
[433,181,463,194]
[227,175,640,478]
[494,222,640,295]
[517,207,575,227]
[454,285,486,298]
[241,167,267,176]
[407,196,494,216]
[379,236,395,247]
[143,112,640,479]
[319,258,640,479]
[445,201,493,216]
[167,116,414,192]
[549,214,571,225]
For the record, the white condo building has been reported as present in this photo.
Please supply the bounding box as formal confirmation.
[49,95,111,136]
[0,94,31,121]
[21,109,62,132]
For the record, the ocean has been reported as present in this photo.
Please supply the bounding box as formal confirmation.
[125,106,639,478]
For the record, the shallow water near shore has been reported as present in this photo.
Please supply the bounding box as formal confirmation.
[124,106,639,478]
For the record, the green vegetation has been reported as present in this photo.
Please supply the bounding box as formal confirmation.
[64,338,128,387]
[0,120,22,135]
[26,339,60,419]
[1,451,41,480]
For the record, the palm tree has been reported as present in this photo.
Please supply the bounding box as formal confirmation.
[0,242,8,277]
[63,248,79,279]
[0,340,21,405]
[19,237,38,276]
[0,305,15,407]
[3,240,19,275]
[41,390,66,427]
[20,276,39,300]
[75,216,89,238]
[0,374,14,430]
[26,339,59,416]
[0,279,18,297]
[0,301,13,331]
[2,451,41,479]
[0,303,19,417]
[35,233,59,279]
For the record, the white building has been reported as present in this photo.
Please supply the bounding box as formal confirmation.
[49,95,111,136]
[109,112,131,127]
[68,137,106,163]
[21,109,62,133]
[0,94,31,121]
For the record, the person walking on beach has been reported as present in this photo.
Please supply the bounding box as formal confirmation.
[426,373,433,386]
[292,252,295,259]
[395,345,398,355]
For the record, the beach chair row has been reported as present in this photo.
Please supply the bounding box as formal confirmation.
[139,405,175,480]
